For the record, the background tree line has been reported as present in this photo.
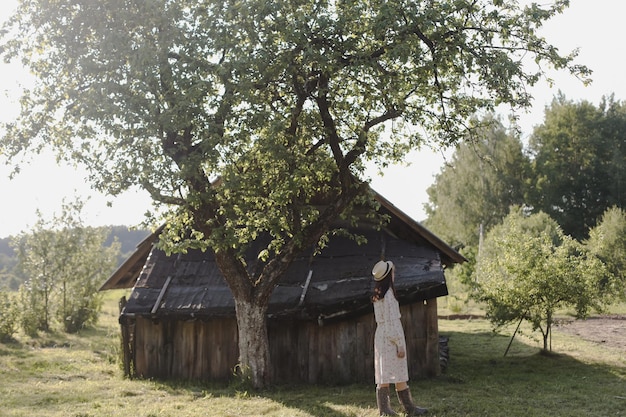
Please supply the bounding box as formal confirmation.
[425,94,626,350]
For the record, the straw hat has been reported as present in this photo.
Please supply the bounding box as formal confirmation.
[372,260,394,281]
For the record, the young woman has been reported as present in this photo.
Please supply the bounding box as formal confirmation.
[372,260,428,416]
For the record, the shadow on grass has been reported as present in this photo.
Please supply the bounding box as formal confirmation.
[0,337,30,359]
[423,328,626,416]
[150,378,374,417]
[130,325,625,417]
[262,384,374,417]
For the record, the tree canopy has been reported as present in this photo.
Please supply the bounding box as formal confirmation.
[475,208,608,352]
[0,0,587,387]
[528,94,626,239]
[585,206,626,301]
[424,115,531,248]
[12,199,120,334]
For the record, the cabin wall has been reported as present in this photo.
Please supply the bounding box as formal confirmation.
[120,298,440,383]
[269,298,440,383]
[403,298,441,378]
[126,316,239,381]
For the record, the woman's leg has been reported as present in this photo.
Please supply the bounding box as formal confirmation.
[376,384,398,416]
[395,381,428,416]
[394,381,408,391]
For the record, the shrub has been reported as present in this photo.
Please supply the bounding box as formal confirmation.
[0,291,19,341]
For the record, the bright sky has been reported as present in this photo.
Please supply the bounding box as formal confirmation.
[1,0,625,238]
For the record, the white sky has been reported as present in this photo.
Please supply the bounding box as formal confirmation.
[1,0,625,238]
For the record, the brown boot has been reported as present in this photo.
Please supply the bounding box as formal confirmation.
[376,386,398,416]
[396,387,428,416]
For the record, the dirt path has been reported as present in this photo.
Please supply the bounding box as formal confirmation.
[555,315,626,352]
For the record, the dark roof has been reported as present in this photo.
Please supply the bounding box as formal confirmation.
[101,189,464,292]
[102,189,465,322]
[99,224,164,291]
[123,227,448,322]
[372,191,465,265]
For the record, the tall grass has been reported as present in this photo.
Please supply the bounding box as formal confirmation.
[0,290,624,416]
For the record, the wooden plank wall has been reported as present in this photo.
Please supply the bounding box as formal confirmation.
[132,316,239,381]
[402,298,440,378]
[268,298,439,384]
[122,298,440,383]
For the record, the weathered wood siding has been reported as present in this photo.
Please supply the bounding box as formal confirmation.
[130,317,239,380]
[122,299,440,383]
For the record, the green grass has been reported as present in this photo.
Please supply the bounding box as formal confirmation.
[0,291,624,417]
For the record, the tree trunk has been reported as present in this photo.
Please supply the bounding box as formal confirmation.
[212,248,274,389]
[206,182,366,389]
[545,315,552,352]
[234,297,272,389]
[542,329,549,352]
[542,311,553,352]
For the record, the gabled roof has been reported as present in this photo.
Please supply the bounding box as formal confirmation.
[121,227,447,322]
[101,189,464,322]
[100,189,464,292]
[372,191,465,265]
[99,224,165,291]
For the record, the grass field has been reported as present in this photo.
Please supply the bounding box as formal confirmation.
[1,290,624,417]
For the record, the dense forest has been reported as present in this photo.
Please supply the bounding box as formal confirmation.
[0,226,150,291]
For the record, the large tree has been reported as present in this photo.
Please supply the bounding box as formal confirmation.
[424,115,531,249]
[528,94,626,239]
[0,0,586,387]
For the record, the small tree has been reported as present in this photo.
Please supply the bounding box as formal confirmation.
[52,199,120,332]
[12,199,120,334]
[585,206,626,301]
[55,227,119,333]
[13,222,57,333]
[0,290,19,341]
[474,208,607,352]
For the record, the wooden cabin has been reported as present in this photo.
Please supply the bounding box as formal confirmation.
[100,191,465,384]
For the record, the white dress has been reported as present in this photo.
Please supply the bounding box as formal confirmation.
[373,290,409,384]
